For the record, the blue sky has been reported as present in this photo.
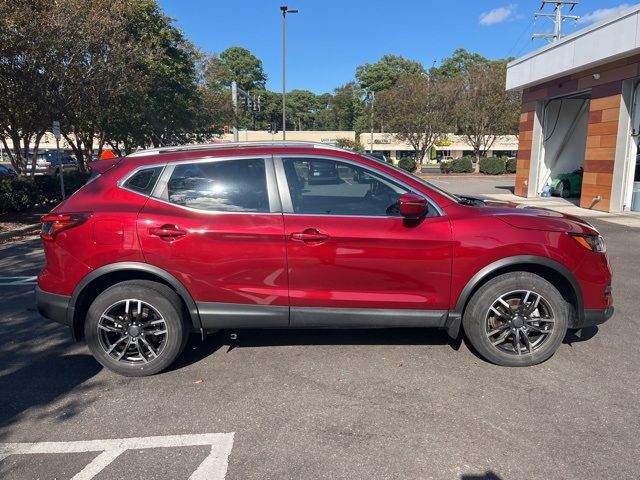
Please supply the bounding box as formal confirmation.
[159,1,634,94]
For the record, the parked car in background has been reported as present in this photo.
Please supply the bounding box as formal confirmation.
[36,142,613,376]
[308,159,340,184]
[365,152,390,163]
[26,150,79,175]
[0,164,17,177]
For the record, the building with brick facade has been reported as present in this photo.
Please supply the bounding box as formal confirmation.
[506,4,640,213]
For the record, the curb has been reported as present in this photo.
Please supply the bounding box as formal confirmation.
[0,223,40,241]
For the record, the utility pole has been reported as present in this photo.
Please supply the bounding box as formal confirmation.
[231,81,239,142]
[369,91,375,153]
[281,6,298,141]
[532,1,580,42]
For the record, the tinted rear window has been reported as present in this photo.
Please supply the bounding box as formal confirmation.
[123,167,163,195]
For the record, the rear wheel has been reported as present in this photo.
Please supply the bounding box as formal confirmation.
[462,272,568,366]
[85,280,188,376]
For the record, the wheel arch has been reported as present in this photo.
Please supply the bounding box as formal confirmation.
[447,256,583,337]
[68,262,201,339]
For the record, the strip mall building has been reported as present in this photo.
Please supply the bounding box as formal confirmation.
[507,4,640,212]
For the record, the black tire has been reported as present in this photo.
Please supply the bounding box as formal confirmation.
[85,280,189,376]
[462,272,568,367]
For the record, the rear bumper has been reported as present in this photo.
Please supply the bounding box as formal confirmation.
[35,286,72,327]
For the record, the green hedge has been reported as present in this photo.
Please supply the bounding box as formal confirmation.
[479,157,506,175]
[0,172,90,214]
[398,157,417,172]
[440,157,473,174]
[506,157,517,173]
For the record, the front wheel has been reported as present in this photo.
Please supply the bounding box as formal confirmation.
[85,280,188,376]
[462,272,568,367]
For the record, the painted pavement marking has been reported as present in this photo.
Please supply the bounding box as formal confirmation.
[0,432,235,480]
[0,276,37,286]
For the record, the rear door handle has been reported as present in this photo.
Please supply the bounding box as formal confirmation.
[291,228,329,243]
[149,225,187,240]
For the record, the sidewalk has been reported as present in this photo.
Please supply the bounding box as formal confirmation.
[483,193,640,229]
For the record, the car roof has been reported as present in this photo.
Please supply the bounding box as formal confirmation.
[127,141,348,158]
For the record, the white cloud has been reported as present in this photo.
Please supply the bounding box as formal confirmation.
[479,5,516,26]
[578,4,630,24]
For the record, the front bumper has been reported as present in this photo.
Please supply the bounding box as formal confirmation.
[35,286,72,327]
[572,306,614,329]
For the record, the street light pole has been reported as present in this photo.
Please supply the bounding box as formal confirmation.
[280,5,297,141]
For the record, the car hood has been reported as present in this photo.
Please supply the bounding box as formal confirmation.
[462,195,599,235]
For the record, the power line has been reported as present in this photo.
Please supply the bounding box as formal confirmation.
[532,1,580,43]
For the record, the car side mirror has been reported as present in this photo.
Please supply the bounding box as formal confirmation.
[399,193,428,219]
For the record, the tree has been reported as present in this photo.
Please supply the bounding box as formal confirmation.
[209,47,267,91]
[0,0,56,174]
[355,55,425,93]
[376,74,457,164]
[431,48,490,78]
[455,61,521,158]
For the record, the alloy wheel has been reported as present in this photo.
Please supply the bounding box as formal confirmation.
[485,290,555,355]
[97,299,168,365]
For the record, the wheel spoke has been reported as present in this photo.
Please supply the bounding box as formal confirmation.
[498,298,515,314]
[98,324,123,333]
[139,337,158,358]
[521,329,532,353]
[527,323,552,334]
[490,306,512,320]
[115,338,132,360]
[106,336,128,354]
[491,329,511,346]
[136,342,148,363]
[147,319,165,326]
[524,295,541,316]
[145,329,167,336]
[487,323,509,337]
[514,329,522,355]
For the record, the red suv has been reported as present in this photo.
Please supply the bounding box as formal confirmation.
[36,143,614,376]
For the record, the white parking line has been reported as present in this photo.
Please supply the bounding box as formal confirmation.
[0,433,235,480]
[0,276,37,286]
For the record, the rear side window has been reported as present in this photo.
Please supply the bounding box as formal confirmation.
[124,166,163,195]
[163,158,269,213]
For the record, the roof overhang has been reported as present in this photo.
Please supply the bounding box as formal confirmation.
[506,4,640,91]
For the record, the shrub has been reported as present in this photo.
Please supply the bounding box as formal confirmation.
[506,157,517,173]
[479,157,506,175]
[398,157,417,173]
[0,171,90,214]
[0,177,40,213]
[439,161,451,174]
[449,157,473,173]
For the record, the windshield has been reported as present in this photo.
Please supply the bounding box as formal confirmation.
[360,154,462,203]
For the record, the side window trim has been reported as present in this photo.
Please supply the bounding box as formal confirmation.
[150,155,281,214]
[273,154,442,217]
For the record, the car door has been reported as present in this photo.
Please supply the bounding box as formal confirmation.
[276,155,453,328]
[137,156,289,329]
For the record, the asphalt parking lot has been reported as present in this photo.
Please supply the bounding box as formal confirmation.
[1,181,639,479]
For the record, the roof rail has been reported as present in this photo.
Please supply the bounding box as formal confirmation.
[127,141,349,157]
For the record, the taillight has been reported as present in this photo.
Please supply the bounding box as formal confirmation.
[40,213,91,241]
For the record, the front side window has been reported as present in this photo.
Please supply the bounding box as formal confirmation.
[163,158,269,213]
[283,158,409,216]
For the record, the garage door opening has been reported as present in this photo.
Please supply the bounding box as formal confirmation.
[538,92,591,205]
[624,80,640,212]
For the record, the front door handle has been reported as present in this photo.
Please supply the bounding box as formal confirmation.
[291,228,329,243]
[149,225,187,240]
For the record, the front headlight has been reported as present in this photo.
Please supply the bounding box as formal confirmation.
[569,233,606,253]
